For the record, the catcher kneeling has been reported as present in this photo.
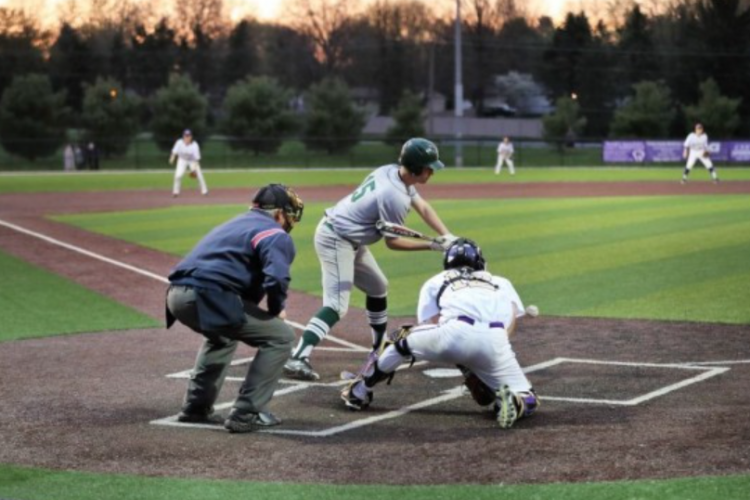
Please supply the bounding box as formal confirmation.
[341,238,539,429]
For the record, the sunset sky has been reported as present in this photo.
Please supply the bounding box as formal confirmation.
[0,0,578,26]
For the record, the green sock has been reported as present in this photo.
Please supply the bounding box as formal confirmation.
[292,306,340,359]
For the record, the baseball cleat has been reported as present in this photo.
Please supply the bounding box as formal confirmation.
[341,382,372,411]
[680,178,687,185]
[713,178,720,184]
[224,409,281,433]
[283,357,320,381]
[496,385,519,429]
[177,406,222,425]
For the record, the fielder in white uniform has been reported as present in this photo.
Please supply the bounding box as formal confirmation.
[682,123,719,184]
[495,136,515,175]
[171,129,208,197]
[341,238,539,429]
[283,138,458,381]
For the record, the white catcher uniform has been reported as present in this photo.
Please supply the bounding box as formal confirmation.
[172,138,208,196]
[495,140,515,175]
[377,268,533,394]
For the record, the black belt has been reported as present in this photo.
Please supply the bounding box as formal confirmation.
[457,315,505,329]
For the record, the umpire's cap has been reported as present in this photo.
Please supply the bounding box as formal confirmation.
[252,184,304,226]
[399,138,445,175]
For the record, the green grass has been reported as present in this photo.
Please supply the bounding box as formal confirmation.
[0,138,609,171]
[1,464,749,500]
[55,195,750,324]
[0,250,159,341]
[3,167,750,193]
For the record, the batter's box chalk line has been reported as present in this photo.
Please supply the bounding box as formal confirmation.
[151,356,733,436]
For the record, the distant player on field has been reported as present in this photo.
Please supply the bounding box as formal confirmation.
[494,136,515,175]
[171,129,209,197]
[681,123,719,184]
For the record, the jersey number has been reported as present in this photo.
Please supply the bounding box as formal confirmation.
[351,176,376,202]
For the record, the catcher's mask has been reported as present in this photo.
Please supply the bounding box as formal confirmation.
[443,238,486,271]
[399,138,445,175]
[252,183,304,231]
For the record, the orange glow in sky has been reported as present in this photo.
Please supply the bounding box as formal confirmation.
[1,0,576,27]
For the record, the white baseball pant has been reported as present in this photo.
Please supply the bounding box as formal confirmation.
[495,155,515,175]
[173,160,208,195]
[685,151,713,170]
[379,320,533,393]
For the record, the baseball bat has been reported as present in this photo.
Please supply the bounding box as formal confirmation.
[376,220,439,243]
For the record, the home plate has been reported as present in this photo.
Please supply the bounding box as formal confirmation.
[423,368,463,378]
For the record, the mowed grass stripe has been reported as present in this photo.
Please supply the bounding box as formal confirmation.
[55,196,750,323]
[0,251,159,341]
[1,464,750,500]
[577,270,750,324]
[4,167,750,193]
[501,217,750,285]
[523,242,750,323]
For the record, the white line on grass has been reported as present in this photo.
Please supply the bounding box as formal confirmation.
[0,218,367,351]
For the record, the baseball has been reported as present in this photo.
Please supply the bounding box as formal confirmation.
[525,305,539,317]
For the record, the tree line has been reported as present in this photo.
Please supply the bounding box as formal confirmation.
[0,0,749,161]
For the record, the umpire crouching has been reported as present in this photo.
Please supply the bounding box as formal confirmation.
[166,184,304,433]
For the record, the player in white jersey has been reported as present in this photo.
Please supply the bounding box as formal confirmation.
[681,123,719,184]
[494,136,515,175]
[341,238,539,429]
[284,138,458,381]
[170,129,209,197]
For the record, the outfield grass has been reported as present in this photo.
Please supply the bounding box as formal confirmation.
[55,195,750,324]
[0,250,159,341]
[0,138,607,171]
[1,464,749,500]
[3,167,750,193]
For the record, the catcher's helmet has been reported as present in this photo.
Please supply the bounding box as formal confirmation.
[443,238,486,271]
[252,184,304,227]
[399,138,445,175]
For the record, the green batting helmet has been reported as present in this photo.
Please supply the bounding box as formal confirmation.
[399,138,445,175]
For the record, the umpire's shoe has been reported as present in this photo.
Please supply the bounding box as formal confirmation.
[177,405,222,425]
[224,409,281,433]
[341,381,373,411]
[283,356,320,381]
[496,385,520,429]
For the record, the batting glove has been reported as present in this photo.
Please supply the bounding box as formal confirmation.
[437,233,459,250]
[429,240,444,251]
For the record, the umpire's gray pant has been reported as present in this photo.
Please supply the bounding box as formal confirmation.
[167,286,294,414]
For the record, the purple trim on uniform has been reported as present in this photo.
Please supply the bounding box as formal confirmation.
[457,315,505,329]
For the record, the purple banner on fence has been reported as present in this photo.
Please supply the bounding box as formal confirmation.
[727,141,750,162]
[604,140,750,163]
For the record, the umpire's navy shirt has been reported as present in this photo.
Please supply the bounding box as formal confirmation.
[169,209,295,316]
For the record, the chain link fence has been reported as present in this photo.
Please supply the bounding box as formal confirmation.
[0,136,617,172]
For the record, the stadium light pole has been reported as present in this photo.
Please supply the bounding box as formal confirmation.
[454,0,463,168]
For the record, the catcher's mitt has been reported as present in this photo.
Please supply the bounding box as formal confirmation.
[189,170,197,179]
[458,365,496,406]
